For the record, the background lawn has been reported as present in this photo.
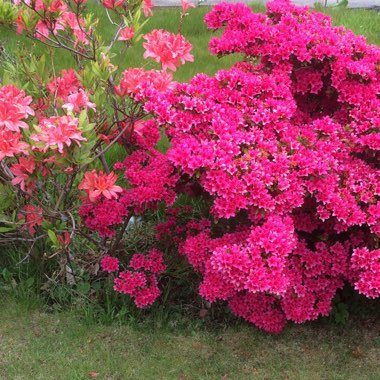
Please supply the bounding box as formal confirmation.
[0,297,380,379]
[1,3,380,82]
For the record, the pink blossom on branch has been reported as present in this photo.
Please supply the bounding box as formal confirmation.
[115,68,174,96]
[10,156,36,191]
[0,85,34,132]
[30,115,86,153]
[143,29,193,71]
[79,170,123,202]
[102,0,124,10]
[181,0,195,12]
[18,204,44,236]
[47,69,81,99]
[0,130,29,160]
[143,0,153,17]
[118,26,134,41]
[60,12,90,46]
[62,90,96,113]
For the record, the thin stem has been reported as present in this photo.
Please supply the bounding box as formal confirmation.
[106,24,123,53]
[110,216,131,254]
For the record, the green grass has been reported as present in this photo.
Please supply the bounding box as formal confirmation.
[320,6,380,46]
[0,3,249,82]
[1,3,379,82]
[0,297,380,380]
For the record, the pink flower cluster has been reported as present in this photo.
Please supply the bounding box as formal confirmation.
[31,115,86,153]
[47,69,95,114]
[79,198,129,238]
[15,1,90,47]
[79,170,123,202]
[0,71,89,160]
[115,68,174,98]
[47,69,81,98]
[133,0,380,332]
[117,150,179,213]
[351,248,380,298]
[80,149,178,237]
[143,29,193,71]
[129,249,166,274]
[101,250,166,308]
[0,86,33,161]
[101,255,120,273]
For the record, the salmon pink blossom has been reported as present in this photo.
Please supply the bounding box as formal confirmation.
[143,29,193,71]
[10,156,36,191]
[30,115,86,153]
[118,26,134,41]
[47,69,81,98]
[0,130,29,160]
[102,0,123,9]
[115,68,174,96]
[143,0,153,17]
[62,90,96,113]
[18,204,44,236]
[0,85,34,131]
[79,170,123,202]
[181,0,195,12]
[61,12,90,46]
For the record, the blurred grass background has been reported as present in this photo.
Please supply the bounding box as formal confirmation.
[1,2,380,83]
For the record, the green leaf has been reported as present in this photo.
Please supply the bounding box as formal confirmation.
[47,229,59,246]
[0,0,17,24]
[0,183,15,212]
[77,282,91,295]
[2,268,12,283]
[78,110,88,129]
[0,226,16,233]
[24,277,35,289]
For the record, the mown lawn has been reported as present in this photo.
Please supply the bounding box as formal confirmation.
[0,298,379,380]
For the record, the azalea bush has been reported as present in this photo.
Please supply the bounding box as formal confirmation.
[0,0,194,305]
[0,0,379,333]
[130,0,379,332]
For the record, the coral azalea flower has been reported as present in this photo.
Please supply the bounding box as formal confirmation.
[79,170,123,202]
